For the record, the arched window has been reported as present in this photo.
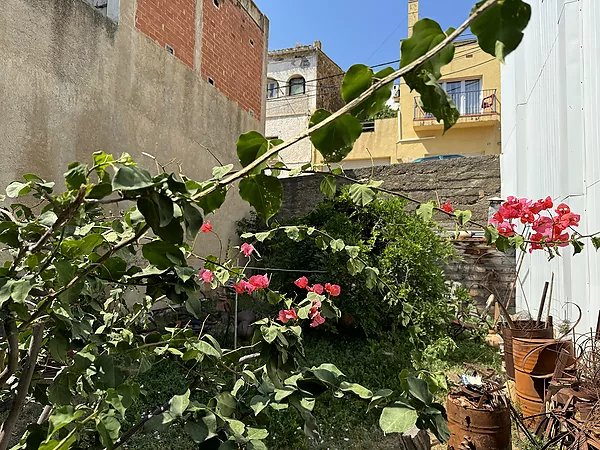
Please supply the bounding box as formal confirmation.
[266,78,279,99]
[288,76,306,96]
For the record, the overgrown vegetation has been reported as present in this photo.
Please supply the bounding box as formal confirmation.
[238,189,456,355]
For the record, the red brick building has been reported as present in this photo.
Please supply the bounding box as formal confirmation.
[134,0,269,119]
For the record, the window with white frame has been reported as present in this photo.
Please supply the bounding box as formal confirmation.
[442,78,482,115]
[266,79,279,99]
[288,76,306,96]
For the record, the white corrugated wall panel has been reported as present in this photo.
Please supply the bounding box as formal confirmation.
[502,0,600,335]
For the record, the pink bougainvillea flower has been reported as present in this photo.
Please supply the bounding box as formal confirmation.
[520,209,536,224]
[248,274,269,290]
[310,311,326,328]
[529,233,545,252]
[241,243,255,257]
[309,299,322,320]
[277,309,298,324]
[489,211,504,225]
[497,222,516,237]
[556,203,571,216]
[441,201,454,213]
[233,280,247,294]
[294,276,309,289]
[199,269,214,283]
[542,196,554,210]
[532,216,553,236]
[557,212,580,229]
[325,283,341,297]
[200,221,213,233]
[307,284,324,295]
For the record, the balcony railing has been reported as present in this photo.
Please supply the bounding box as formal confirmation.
[414,89,498,120]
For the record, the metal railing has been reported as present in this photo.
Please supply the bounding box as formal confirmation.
[414,89,498,120]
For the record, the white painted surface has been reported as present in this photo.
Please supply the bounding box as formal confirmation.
[266,52,317,169]
[502,0,600,334]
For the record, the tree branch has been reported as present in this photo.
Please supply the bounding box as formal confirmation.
[0,325,44,450]
[112,400,171,449]
[191,0,499,202]
[0,319,18,387]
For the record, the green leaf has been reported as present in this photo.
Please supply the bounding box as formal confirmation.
[341,65,396,120]
[455,209,472,227]
[6,181,32,198]
[379,402,418,434]
[170,390,191,418]
[112,166,155,191]
[484,225,500,245]
[94,355,124,389]
[48,383,71,406]
[49,334,69,364]
[320,175,337,197]
[92,151,115,179]
[237,131,280,174]
[248,440,269,450]
[194,340,221,358]
[592,237,600,251]
[215,392,236,417]
[572,240,584,255]
[142,240,185,269]
[48,406,84,436]
[185,421,209,443]
[339,382,373,399]
[64,162,88,190]
[106,385,134,419]
[330,239,345,252]
[185,297,203,319]
[182,202,203,241]
[471,0,532,63]
[61,234,105,259]
[246,427,269,440]
[309,109,363,163]
[197,187,227,216]
[239,174,283,222]
[226,418,246,437]
[348,184,376,206]
[495,235,511,253]
[416,202,435,222]
[250,395,270,416]
[345,245,360,258]
[212,164,234,180]
[151,192,174,227]
[138,197,183,245]
[10,279,34,304]
[267,291,281,305]
[347,258,365,276]
[96,413,121,449]
[406,377,433,405]
[341,64,373,103]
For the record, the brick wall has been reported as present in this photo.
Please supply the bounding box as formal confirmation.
[316,50,344,112]
[201,0,265,116]
[135,0,196,69]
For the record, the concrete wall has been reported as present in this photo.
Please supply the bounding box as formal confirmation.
[502,0,600,334]
[266,48,317,169]
[0,0,266,256]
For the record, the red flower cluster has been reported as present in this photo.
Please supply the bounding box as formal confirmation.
[441,201,454,213]
[308,299,325,328]
[294,277,341,297]
[490,196,580,252]
[277,309,298,324]
[233,274,270,294]
[200,221,213,233]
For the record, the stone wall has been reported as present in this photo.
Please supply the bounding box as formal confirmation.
[316,49,344,113]
[278,155,514,309]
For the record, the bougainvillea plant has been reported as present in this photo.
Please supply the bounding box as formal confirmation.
[0,0,546,448]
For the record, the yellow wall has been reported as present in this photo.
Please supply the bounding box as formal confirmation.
[398,40,501,161]
[329,40,501,165]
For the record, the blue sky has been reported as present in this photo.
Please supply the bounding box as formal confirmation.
[255,0,477,70]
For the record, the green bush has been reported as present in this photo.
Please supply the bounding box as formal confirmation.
[237,189,456,349]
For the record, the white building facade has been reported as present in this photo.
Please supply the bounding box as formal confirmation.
[266,42,344,170]
[502,0,600,334]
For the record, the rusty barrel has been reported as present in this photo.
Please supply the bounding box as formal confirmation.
[447,394,511,450]
[501,320,554,380]
[513,337,574,424]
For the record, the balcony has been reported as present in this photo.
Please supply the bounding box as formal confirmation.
[413,89,500,131]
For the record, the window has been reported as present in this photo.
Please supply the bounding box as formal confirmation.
[288,76,306,96]
[266,79,279,99]
[443,78,482,115]
[165,44,175,56]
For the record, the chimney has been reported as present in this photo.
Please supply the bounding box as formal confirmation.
[313,40,322,50]
[408,0,419,37]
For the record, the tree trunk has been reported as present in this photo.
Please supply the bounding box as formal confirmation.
[397,427,432,450]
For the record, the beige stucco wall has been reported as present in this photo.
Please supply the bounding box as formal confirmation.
[0,0,266,256]
[397,41,502,161]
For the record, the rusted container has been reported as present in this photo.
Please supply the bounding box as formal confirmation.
[501,320,554,380]
[513,337,574,424]
[447,395,511,450]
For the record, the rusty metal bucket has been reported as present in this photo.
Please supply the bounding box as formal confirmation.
[501,320,554,380]
[447,395,511,450]
[513,337,574,424]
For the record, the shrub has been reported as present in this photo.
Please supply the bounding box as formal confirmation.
[237,188,456,348]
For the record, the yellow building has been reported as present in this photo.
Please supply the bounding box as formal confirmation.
[321,0,501,167]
